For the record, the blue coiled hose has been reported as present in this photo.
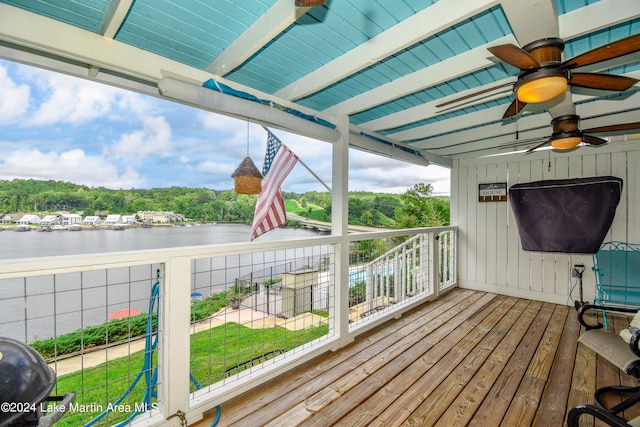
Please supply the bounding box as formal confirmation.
[84,280,160,427]
[84,277,221,427]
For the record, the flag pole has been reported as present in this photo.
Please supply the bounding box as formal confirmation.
[298,157,332,193]
[262,126,332,193]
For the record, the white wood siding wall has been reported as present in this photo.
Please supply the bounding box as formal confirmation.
[451,139,640,305]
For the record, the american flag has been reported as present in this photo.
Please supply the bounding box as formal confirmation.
[261,129,282,176]
[251,143,298,240]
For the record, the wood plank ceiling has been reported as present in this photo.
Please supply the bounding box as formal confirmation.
[0,0,639,168]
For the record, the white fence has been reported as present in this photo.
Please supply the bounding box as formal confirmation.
[348,229,458,328]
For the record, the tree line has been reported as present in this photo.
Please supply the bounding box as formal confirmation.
[0,179,449,228]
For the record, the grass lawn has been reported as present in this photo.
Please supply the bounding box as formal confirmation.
[285,199,330,222]
[52,322,328,426]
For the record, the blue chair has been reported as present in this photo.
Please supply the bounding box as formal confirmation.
[592,242,640,329]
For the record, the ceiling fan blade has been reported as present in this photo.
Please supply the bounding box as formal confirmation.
[582,134,608,145]
[526,139,551,153]
[488,44,540,70]
[295,0,325,5]
[583,122,640,134]
[569,73,639,91]
[563,34,640,69]
[436,82,513,108]
[502,98,527,119]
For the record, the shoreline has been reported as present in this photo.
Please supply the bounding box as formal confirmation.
[0,222,220,232]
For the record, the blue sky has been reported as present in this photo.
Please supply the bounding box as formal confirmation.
[0,59,450,194]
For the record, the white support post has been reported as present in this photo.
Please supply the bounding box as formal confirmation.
[331,115,351,346]
[161,256,192,421]
[402,246,408,296]
[409,239,419,295]
[430,233,441,298]
[393,254,400,302]
[366,264,374,312]
[394,254,400,302]
[420,233,428,293]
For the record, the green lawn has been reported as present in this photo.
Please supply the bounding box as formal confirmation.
[285,199,330,222]
[52,322,328,426]
[285,199,323,214]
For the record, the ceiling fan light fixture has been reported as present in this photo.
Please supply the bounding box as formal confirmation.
[551,136,581,150]
[516,75,567,103]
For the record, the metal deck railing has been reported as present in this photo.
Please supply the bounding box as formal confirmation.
[0,226,456,426]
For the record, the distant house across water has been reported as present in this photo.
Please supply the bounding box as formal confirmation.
[17,214,41,225]
[5,211,186,227]
[61,214,82,226]
[103,214,123,225]
[0,214,21,224]
[83,216,102,226]
[137,211,185,223]
[121,215,137,224]
[41,215,61,226]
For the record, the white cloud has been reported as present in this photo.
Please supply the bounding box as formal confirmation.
[0,148,143,189]
[198,111,246,132]
[116,90,156,117]
[196,160,236,175]
[197,111,272,158]
[348,150,451,194]
[110,116,173,160]
[27,74,118,126]
[11,65,154,127]
[0,64,30,124]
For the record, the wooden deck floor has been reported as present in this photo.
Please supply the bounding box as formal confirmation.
[194,288,639,427]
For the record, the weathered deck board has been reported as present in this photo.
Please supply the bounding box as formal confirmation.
[533,306,581,426]
[466,301,553,426]
[192,289,639,427]
[428,298,529,427]
[500,305,569,426]
[402,299,542,426]
[220,289,482,426]
[269,293,498,426]
[332,295,516,427]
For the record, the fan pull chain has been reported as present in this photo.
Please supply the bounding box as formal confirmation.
[246,119,250,156]
[515,98,519,140]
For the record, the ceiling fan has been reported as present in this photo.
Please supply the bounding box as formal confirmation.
[437,34,640,118]
[525,115,640,153]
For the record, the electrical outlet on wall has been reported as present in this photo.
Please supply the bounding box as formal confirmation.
[572,264,585,278]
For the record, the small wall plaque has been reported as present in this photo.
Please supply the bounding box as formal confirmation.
[479,183,507,202]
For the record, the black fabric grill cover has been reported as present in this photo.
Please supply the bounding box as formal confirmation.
[509,176,623,254]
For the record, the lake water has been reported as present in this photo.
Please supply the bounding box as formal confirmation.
[0,224,322,342]
[0,223,319,260]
